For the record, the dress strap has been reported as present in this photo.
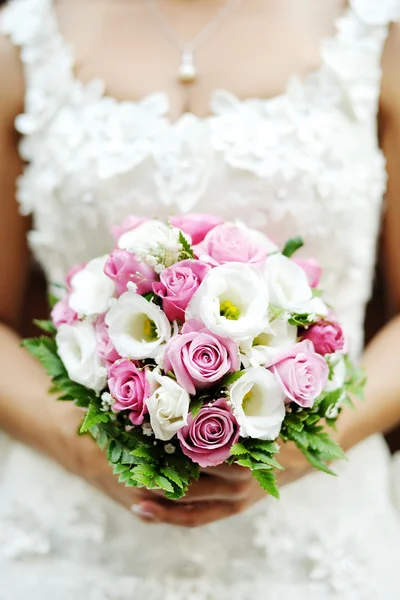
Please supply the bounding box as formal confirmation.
[318,0,400,123]
[0,0,74,140]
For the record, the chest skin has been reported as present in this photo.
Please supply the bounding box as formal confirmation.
[53,0,345,122]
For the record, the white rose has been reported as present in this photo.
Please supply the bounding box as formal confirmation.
[56,321,106,393]
[146,370,190,441]
[241,318,297,367]
[229,367,286,440]
[263,254,313,313]
[106,292,171,360]
[118,220,185,267]
[69,255,115,316]
[186,263,269,342]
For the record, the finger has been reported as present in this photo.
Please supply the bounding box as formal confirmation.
[90,475,160,523]
[139,499,246,528]
[172,474,251,503]
[200,463,252,481]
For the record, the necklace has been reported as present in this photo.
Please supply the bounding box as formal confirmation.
[146,0,244,84]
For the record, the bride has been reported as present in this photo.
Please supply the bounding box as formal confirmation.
[1,0,400,597]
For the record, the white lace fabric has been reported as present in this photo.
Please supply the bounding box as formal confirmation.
[1,0,400,598]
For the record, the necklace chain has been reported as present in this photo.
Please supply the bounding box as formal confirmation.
[146,0,244,83]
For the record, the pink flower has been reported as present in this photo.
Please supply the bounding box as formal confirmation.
[177,399,240,467]
[301,320,345,356]
[104,249,156,296]
[293,258,322,288]
[111,216,148,244]
[66,263,86,291]
[194,224,273,266]
[95,314,121,368]
[108,359,149,425]
[163,320,240,395]
[153,260,210,322]
[169,214,223,244]
[270,340,329,408]
[51,297,77,328]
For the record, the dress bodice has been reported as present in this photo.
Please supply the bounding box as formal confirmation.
[3,0,400,357]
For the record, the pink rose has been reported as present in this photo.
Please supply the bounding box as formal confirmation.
[51,297,77,328]
[177,399,240,467]
[301,320,345,355]
[270,340,329,408]
[153,260,210,322]
[104,249,156,296]
[293,258,322,288]
[194,224,271,266]
[111,216,148,244]
[95,314,121,368]
[108,359,149,425]
[169,214,223,244]
[163,320,240,395]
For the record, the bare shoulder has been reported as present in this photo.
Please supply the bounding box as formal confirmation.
[0,9,25,126]
[380,22,400,118]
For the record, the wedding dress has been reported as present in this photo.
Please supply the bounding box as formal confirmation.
[1,0,400,598]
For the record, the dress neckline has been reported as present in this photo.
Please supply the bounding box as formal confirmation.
[47,0,354,125]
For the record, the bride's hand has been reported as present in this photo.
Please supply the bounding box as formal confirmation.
[135,441,312,527]
[50,401,162,522]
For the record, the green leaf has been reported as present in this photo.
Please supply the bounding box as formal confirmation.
[48,293,60,309]
[160,467,184,488]
[131,446,156,460]
[249,452,284,470]
[236,457,253,468]
[300,448,336,476]
[248,440,280,454]
[33,319,57,334]
[154,475,174,493]
[121,449,135,465]
[312,288,323,298]
[253,470,280,499]
[282,236,304,258]
[107,441,123,464]
[131,464,157,487]
[80,404,109,434]
[220,370,245,388]
[230,443,249,456]
[178,231,194,259]
[113,463,129,475]
[119,470,134,483]
[97,429,108,451]
[165,487,186,500]
[190,397,204,418]
[307,432,346,461]
[288,313,314,327]
[143,291,157,303]
[22,337,65,378]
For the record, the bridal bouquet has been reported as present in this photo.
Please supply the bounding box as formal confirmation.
[23,214,365,499]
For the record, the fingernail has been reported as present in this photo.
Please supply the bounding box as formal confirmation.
[131,503,155,519]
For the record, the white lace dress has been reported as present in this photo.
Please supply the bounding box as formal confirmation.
[1,0,400,598]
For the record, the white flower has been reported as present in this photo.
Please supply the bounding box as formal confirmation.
[241,318,297,367]
[229,367,286,440]
[263,254,313,313]
[118,220,186,267]
[146,370,190,441]
[106,292,171,360]
[69,255,115,316]
[309,297,329,318]
[56,321,107,393]
[186,263,269,342]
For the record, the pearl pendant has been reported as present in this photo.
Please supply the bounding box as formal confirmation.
[178,51,197,84]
